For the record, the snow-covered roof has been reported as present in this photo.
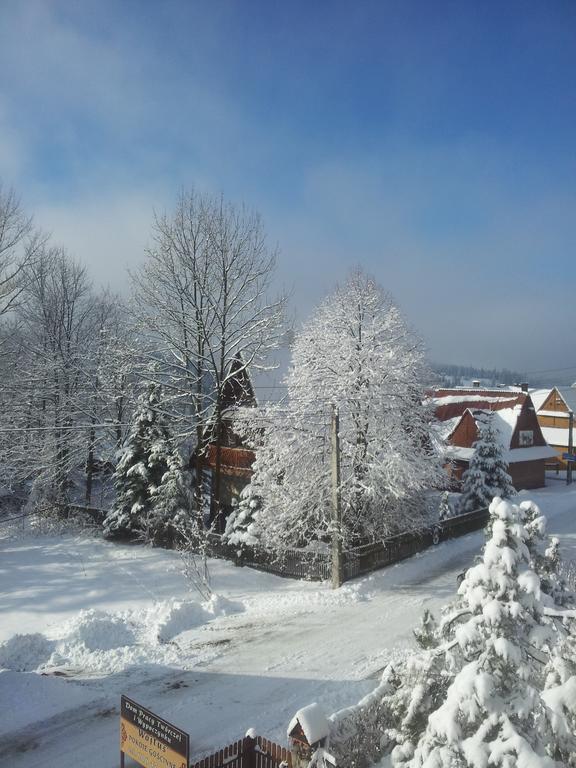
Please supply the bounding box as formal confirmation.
[476,406,520,451]
[540,426,572,448]
[558,386,576,413]
[538,410,571,419]
[433,415,461,441]
[430,388,526,426]
[529,388,551,412]
[444,445,558,463]
[287,703,330,744]
[430,394,518,407]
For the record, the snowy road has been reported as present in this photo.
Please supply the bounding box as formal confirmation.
[1,481,575,768]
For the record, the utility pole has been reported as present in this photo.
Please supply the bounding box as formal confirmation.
[568,410,574,486]
[331,404,343,589]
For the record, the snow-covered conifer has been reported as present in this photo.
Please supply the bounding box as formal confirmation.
[459,411,514,514]
[148,450,193,546]
[222,484,261,550]
[103,383,180,540]
[407,497,563,767]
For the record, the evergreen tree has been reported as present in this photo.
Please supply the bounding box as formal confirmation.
[148,450,193,546]
[103,383,179,540]
[459,411,514,514]
[222,484,261,550]
[330,498,576,768]
[404,498,566,767]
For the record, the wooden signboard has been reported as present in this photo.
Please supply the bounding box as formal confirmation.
[120,695,190,768]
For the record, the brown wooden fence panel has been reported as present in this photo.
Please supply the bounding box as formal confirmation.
[191,736,290,768]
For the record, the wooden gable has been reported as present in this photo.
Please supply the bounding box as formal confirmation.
[541,387,570,414]
[450,410,479,448]
[509,396,547,448]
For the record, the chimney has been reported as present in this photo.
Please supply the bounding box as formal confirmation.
[521,382,529,392]
[472,380,480,388]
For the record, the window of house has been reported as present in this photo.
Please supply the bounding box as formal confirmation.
[519,430,534,447]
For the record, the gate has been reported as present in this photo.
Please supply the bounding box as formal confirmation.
[191,735,292,768]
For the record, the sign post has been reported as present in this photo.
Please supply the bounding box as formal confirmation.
[120,695,189,768]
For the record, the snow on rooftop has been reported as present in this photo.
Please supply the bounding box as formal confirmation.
[558,386,576,413]
[444,444,558,463]
[540,426,572,448]
[432,415,461,441]
[470,405,520,451]
[529,388,552,412]
[430,394,518,407]
[288,702,330,744]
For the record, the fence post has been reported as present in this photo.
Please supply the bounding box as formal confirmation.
[243,732,257,768]
[331,404,343,589]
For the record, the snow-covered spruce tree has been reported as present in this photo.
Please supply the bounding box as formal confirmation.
[459,410,515,514]
[329,497,576,768]
[103,383,184,541]
[148,449,193,547]
[403,497,567,768]
[222,484,261,551]
[236,270,444,549]
[520,499,573,607]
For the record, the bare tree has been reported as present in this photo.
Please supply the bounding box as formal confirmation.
[0,183,44,318]
[3,248,98,506]
[132,189,286,526]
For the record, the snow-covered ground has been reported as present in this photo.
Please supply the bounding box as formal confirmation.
[1,479,575,767]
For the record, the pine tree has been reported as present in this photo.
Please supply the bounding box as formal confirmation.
[103,383,178,540]
[459,411,514,514]
[405,498,565,767]
[148,450,193,547]
[329,497,576,768]
[222,484,261,550]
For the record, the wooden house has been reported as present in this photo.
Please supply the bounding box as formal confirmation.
[204,354,257,531]
[431,388,556,490]
[529,387,575,470]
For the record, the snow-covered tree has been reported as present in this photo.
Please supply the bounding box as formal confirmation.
[103,383,184,541]
[222,484,261,550]
[131,189,286,523]
[148,449,193,546]
[329,497,576,767]
[237,270,443,549]
[404,497,569,767]
[459,411,515,514]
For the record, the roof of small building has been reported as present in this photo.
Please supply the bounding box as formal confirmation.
[287,703,330,744]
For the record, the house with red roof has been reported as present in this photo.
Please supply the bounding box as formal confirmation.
[431,388,557,490]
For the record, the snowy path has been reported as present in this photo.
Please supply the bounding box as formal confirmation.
[1,481,575,768]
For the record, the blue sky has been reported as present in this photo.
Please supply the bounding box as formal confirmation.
[1,0,575,375]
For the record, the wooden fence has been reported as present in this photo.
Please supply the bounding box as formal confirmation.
[192,735,291,768]
[207,507,489,584]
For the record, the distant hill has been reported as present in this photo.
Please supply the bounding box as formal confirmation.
[431,362,575,389]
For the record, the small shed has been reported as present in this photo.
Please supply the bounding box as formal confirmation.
[287,703,330,767]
